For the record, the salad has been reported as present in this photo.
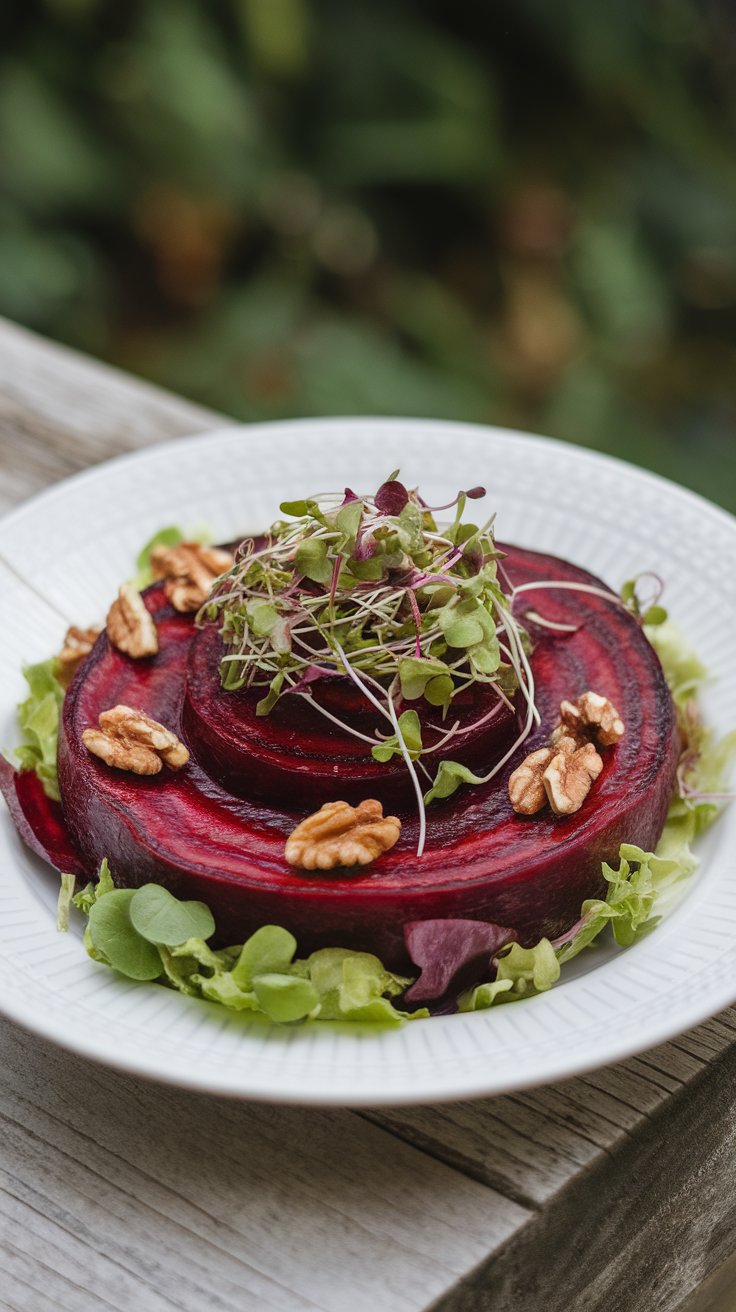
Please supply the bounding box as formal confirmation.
[2,475,734,1027]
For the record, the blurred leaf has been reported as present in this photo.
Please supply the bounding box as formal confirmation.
[0,63,116,210]
[239,0,311,77]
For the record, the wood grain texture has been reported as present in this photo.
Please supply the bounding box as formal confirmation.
[2,315,736,1312]
[0,317,220,516]
[0,1017,530,1312]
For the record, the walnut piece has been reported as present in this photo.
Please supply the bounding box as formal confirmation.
[82,704,189,775]
[150,542,234,613]
[285,799,401,870]
[555,691,625,747]
[56,625,102,687]
[508,747,556,815]
[543,735,603,817]
[106,583,159,659]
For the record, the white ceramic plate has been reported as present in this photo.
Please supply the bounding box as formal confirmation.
[1,418,735,1106]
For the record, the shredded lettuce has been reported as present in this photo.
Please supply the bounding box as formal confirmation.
[56,871,76,932]
[58,869,428,1026]
[10,659,65,800]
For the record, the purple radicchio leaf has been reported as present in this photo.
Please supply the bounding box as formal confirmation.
[403,919,518,1005]
[341,488,360,504]
[374,479,409,515]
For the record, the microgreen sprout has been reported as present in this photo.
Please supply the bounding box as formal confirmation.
[199,476,536,848]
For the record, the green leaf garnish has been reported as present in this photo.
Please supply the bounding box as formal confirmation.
[294,536,333,585]
[14,659,64,800]
[256,670,285,716]
[398,656,450,701]
[88,889,163,980]
[252,973,320,1022]
[56,872,76,932]
[128,883,215,945]
[371,709,422,762]
[423,759,483,804]
[231,924,297,988]
[65,867,422,1026]
[458,940,560,1010]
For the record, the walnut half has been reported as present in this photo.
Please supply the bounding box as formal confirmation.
[285,799,401,870]
[543,735,603,816]
[107,583,159,659]
[508,747,556,815]
[151,542,234,613]
[556,691,625,748]
[56,625,102,688]
[82,704,189,775]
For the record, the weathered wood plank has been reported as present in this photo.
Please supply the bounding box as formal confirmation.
[422,1037,736,1312]
[0,1017,531,1312]
[0,317,220,515]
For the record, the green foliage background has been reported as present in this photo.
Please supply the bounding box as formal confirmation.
[2,0,736,510]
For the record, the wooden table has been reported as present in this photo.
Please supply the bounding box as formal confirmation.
[1,316,736,1312]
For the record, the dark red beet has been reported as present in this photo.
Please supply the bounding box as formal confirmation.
[183,624,519,809]
[403,919,518,1005]
[50,545,679,972]
[0,754,86,877]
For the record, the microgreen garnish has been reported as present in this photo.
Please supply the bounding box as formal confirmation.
[201,475,540,851]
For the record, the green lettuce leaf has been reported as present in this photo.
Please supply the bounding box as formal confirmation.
[13,659,64,800]
[133,526,184,589]
[644,619,707,708]
[457,940,559,1011]
[56,872,76,932]
[88,889,163,980]
[64,868,421,1025]
[129,884,215,945]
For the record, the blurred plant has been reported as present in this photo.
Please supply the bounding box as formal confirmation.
[0,0,735,511]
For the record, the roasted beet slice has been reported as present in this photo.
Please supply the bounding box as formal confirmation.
[0,754,86,877]
[49,545,679,971]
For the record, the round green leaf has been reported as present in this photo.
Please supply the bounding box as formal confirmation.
[253,973,319,1022]
[232,925,297,989]
[643,605,667,626]
[294,537,333,585]
[424,674,454,706]
[88,890,162,980]
[129,884,215,946]
[445,617,484,648]
[398,657,448,701]
[470,641,500,674]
